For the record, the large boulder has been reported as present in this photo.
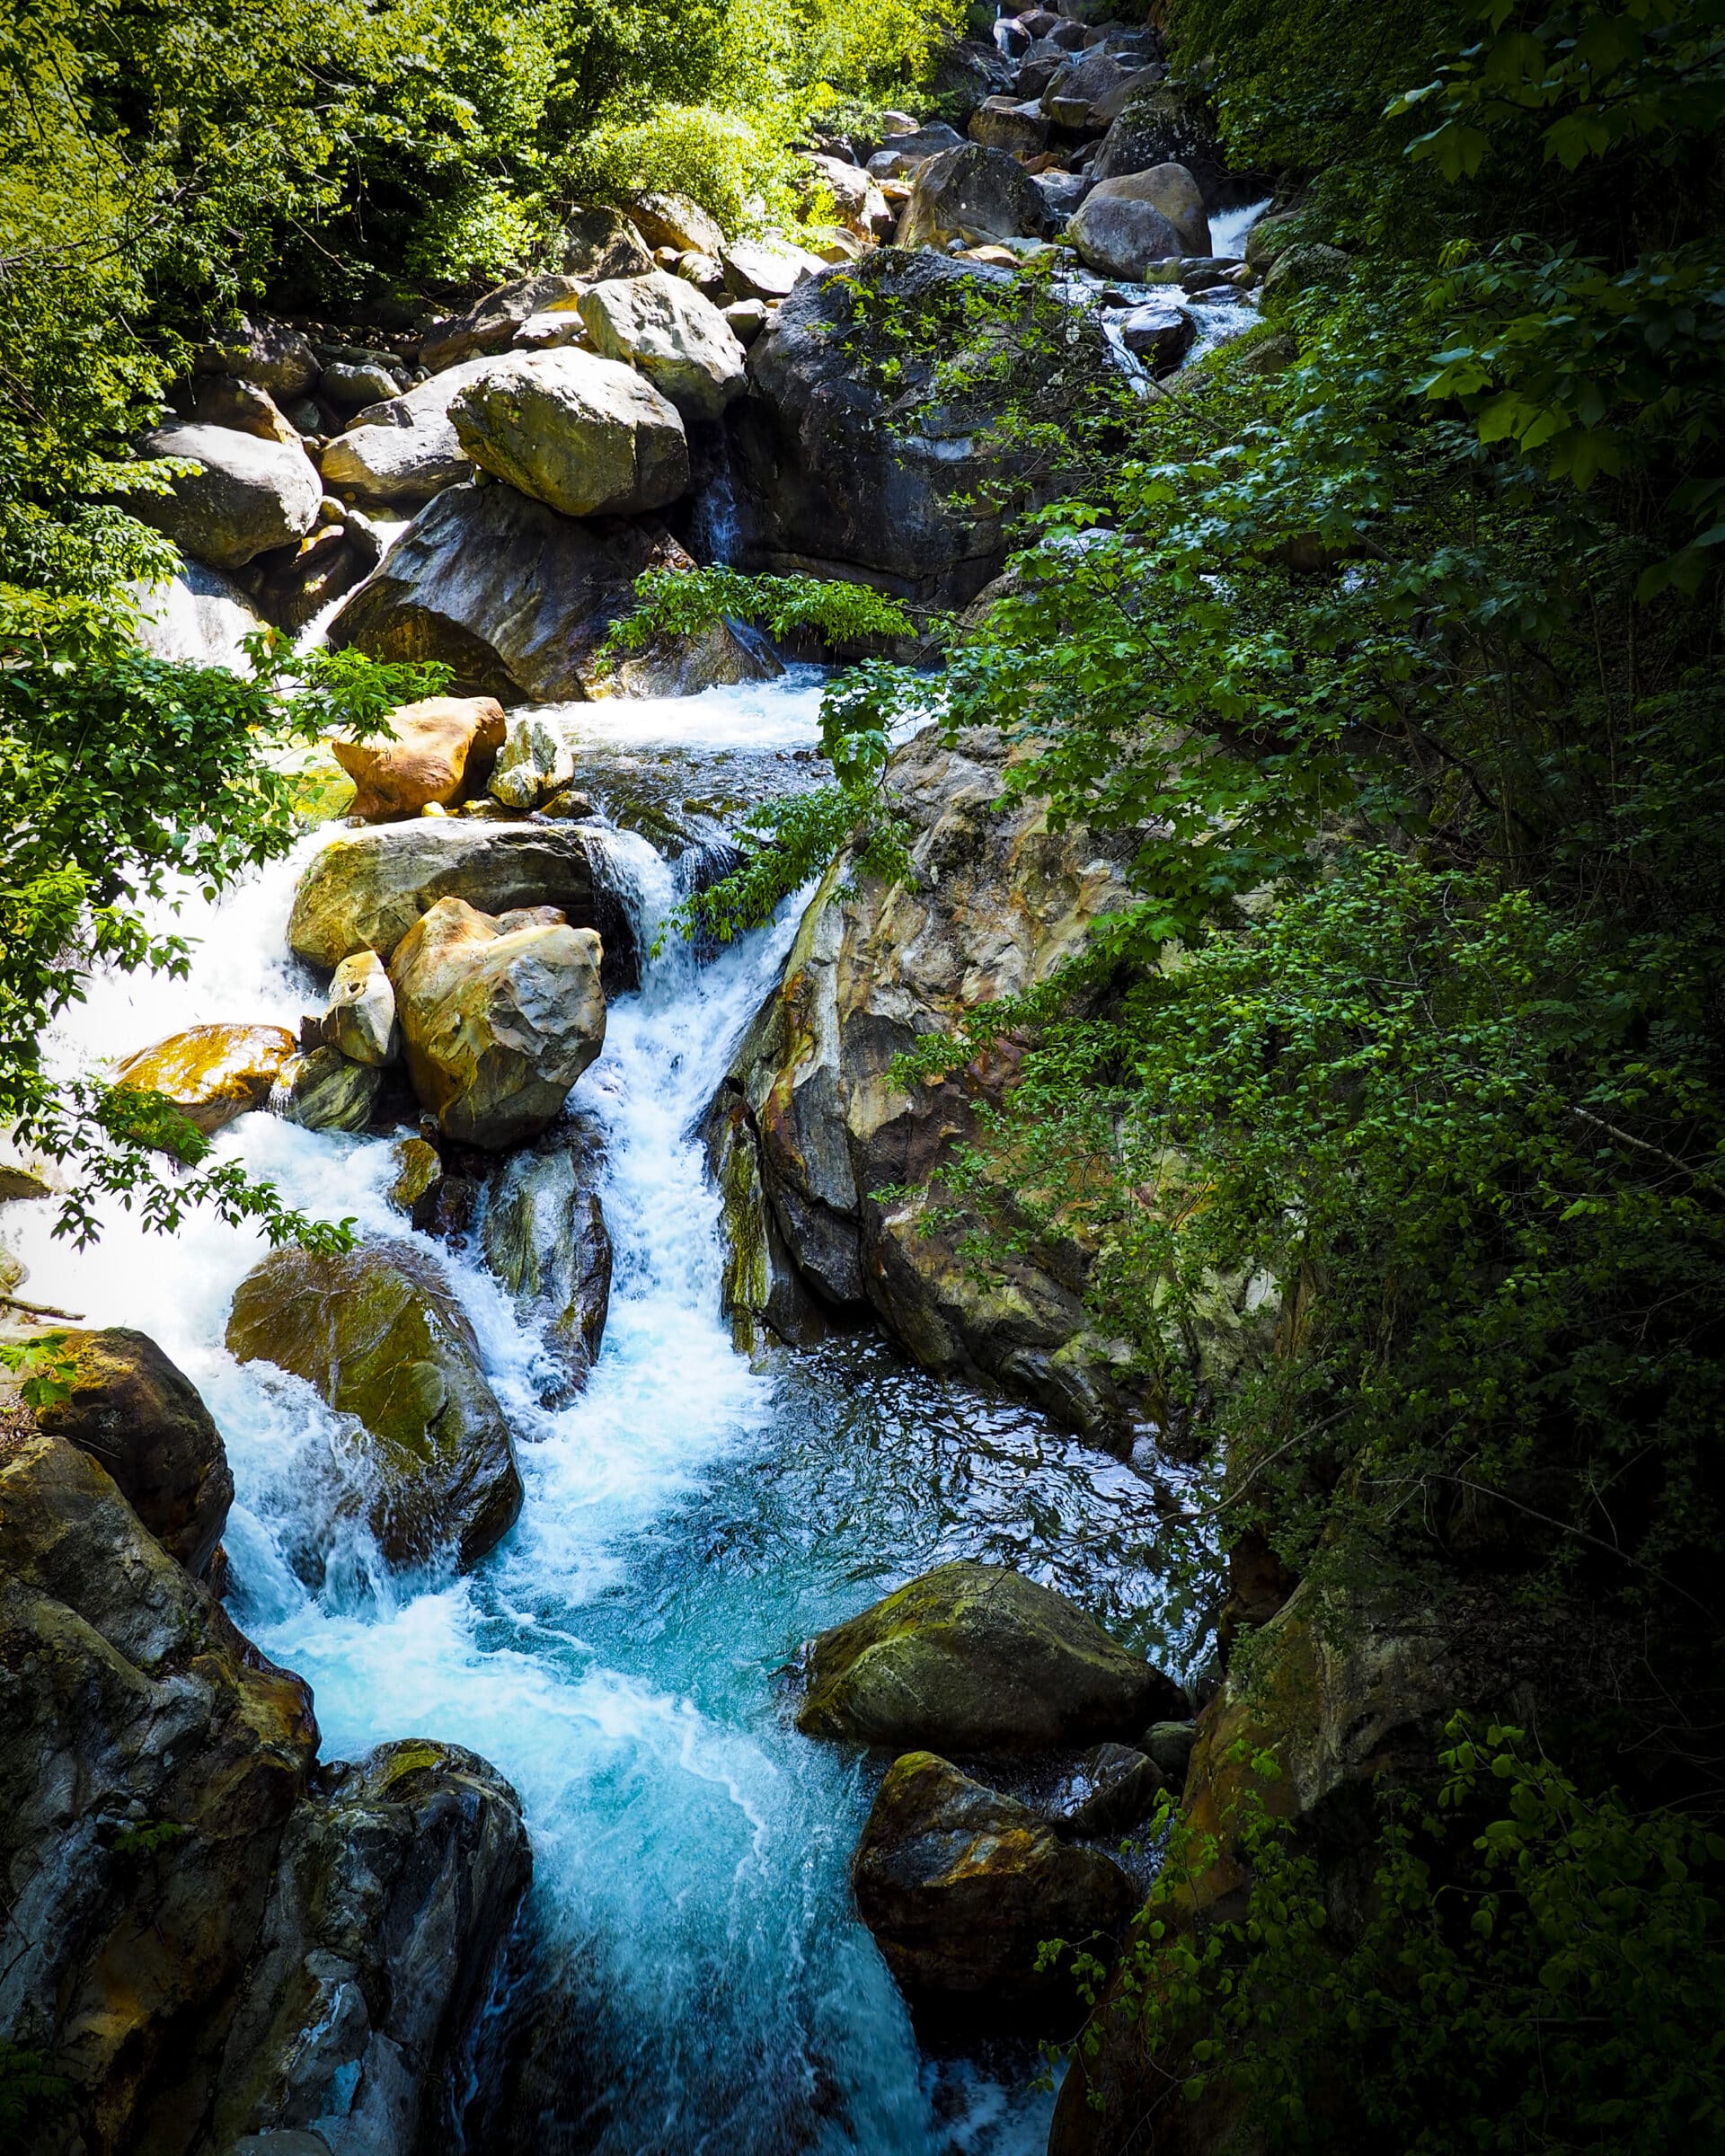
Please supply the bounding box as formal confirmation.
[226,1240,523,1568]
[113,1021,298,1135]
[1039,48,1146,126]
[330,694,507,821]
[1083,163,1210,257]
[419,272,587,373]
[317,358,500,508]
[800,154,895,240]
[854,1752,1136,2017]
[721,236,827,303]
[389,898,606,1149]
[130,559,268,670]
[197,318,320,398]
[285,817,624,976]
[968,97,1051,157]
[328,481,774,703]
[450,349,689,517]
[626,190,726,259]
[28,1327,233,1578]
[1066,184,1186,280]
[1091,77,1229,194]
[735,252,1104,605]
[561,203,654,278]
[578,270,748,421]
[270,1043,382,1133]
[709,722,1159,1430]
[206,1743,531,2154]
[0,1430,318,2147]
[865,121,965,179]
[132,424,323,570]
[896,144,1055,250]
[796,1560,1181,1751]
[479,1127,613,1401]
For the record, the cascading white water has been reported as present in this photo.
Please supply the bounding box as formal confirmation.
[12,676,1181,2153]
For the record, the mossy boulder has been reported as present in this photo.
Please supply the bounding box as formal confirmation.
[226,1239,522,1569]
[853,1751,1136,2019]
[797,1560,1182,1752]
[114,1021,297,1136]
[30,1326,234,1577]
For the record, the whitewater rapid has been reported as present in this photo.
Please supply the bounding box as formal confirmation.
[9,675,1177,2153]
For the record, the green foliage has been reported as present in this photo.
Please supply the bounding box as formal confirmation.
[0,1333,75,1410]
[0,2042,71,2149]
[603,564,923,657]
[110,1818,190,1859]
[1068,1720,1725,2152]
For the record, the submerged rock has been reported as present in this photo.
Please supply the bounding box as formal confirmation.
[390,897,606,1149]
[226,1239,523,1568]
[328,481,777,704]
[853,1752,1136,2016]
[285,818,616,975]
[0,1430,318,2145]
[331,694,507,823]
[479,1125,613,1399]
[114,1021,297,1136]
[796,1560,1181,1751]
[208,1742,531,2154]
[132,422,323,570]
[450,349,689,518]
[29,1326,234,1578]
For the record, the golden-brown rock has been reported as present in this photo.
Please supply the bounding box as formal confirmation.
[331,694,507,822]
[113,1021,297,1135]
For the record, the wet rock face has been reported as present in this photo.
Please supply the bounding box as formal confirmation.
[712,721,1144,1436]
[734,251,1092,606]
[796,1560,1182,1752]
[328,481,777,704]
[480,1125,613,1401]
[389,897,606,1151]
[285,817,620,977]
[207,1743,532,2155]
[114,1021,298,1136]
[450,349,689,518]
[133,423,323,569]
[225,1239,523,1569]
[30,1326,234,1578]
[0,1431,319,2151]
[852,1752,1136,2019]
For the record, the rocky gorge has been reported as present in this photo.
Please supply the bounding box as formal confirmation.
[9,0,1710,2145]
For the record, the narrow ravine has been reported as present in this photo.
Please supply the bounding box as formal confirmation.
[13,675,1180,2154]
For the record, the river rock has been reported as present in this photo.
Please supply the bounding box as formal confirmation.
[285,817,619,975]
[562,203,654,278]
[328,481,775,703]
[390,898,606,1149]
[317,358,500,507]
[1066,186,1184,279]
[865,121,965,178]
[270,1043,382,1132]
[897,144,1055,248]
[578,270,748,421]
[969,96,1051,156]
[490,711,578,810]
[1039,47,1144,125]
[322,358,402,410]
[249,522,369,633]
[420,272,587,373]
[1116,293,1197,368]
[801,153,895,239]
[1091,77,1229,192]
[1038,1742,1166,1838]
[735,252,1105,605]
[206,1742,530,2154]
[797,1560,1181,1751]
[853,1753,1136,2016]
[1260,240,1351,312]
[131,558,269,669]
[626,190,726,259]
[132,423,323,570]
[226,1240,523,1568]
[929,36,1017,119]
[191,374,301,442]
[450,349,689,517]
[0,1430,318,2146]
[709,723,1155,1428]
[324,949,401,1065]
[1087,163,1210,255]
[28,1327,234,1578]
[720,237,827,303]
[480,1127,613,1400]
[114,1021,298,1135]
[1141,1719,1198,1786]
[331,693,507,821]
[198,318,320,398]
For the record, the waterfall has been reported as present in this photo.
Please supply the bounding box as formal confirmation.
[13,678,1180,2154]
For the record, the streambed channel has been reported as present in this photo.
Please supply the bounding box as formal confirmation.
[14,669,1188,2154]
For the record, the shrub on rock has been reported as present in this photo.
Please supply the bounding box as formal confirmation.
[226,1239,523,1568]
[389,897,606,1149]
[796,1560,1182,1751]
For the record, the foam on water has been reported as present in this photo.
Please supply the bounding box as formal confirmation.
[11,688,1183,2153]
